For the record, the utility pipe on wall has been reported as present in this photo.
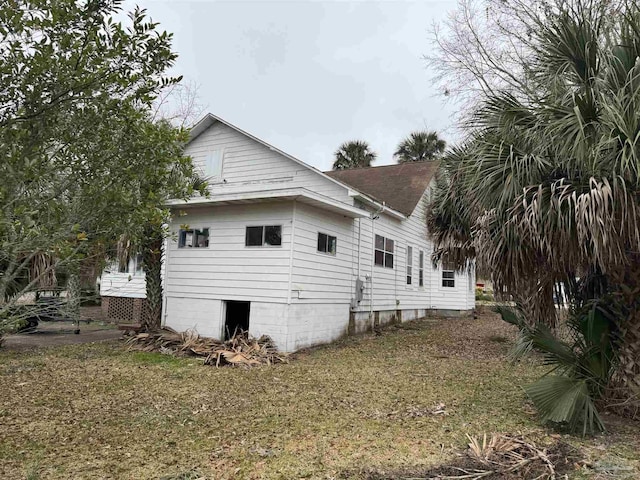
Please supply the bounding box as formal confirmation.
[369,202,385,330]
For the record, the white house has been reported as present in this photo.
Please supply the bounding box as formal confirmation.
[100,113,475,351]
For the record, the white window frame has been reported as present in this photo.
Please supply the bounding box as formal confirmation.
[245,225,283,247]
[203,148,224,181]
[419,250,424,287]
[133,254,144,275]
[317,232,337,255]
[178,227,210,248]
[442,261,455,288]
[406,246,413,285]
[374,234,394,269]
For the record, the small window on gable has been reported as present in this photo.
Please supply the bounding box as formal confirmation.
[442,261,455,288]
[179,228,209,248]
[317,232,337,255]
[245,226,282,247]
[406,246,413,285]
[204,149,224,179]
[374,234,394,268]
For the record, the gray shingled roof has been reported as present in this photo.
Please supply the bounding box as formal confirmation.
[326,161,440,216]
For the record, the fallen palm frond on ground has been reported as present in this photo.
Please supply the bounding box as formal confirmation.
[359,434,581,480]
[124,328,289,367]
[462,433,574,479]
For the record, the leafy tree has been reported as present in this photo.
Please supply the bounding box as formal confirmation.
[394,131,446,163]
[0,1,202,334]
[427,0,640,430]
[332,140,376,170]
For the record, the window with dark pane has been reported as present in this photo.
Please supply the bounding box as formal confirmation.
[442,270,455,288]
[374,234,394,268]
[406,246,413,285]
[246,225,282,247]
[245,226,263,246]
[264,225,282,246]
[419,250,424,287]
[179,228,209,248]
[194,228,209,248]
[317,232,337,255]
[327,235,337,255]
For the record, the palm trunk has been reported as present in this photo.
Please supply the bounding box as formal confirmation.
[607,260,640,419]
[613,316,640,419]
[141,225,163,332]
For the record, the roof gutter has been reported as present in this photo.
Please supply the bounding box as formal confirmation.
[350,192,406,220]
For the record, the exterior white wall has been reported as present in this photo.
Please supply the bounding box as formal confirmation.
[283,194,475,352]
[163,202,293,302]
[185,122,353,205]
[286,303,349,351]
[99,257,146,299]
[162,202,293,347]
[165,297,223,338]
[104,120,475,351]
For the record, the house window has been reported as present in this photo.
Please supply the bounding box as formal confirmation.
[179,228,209,248]
[118,255,129,273]
[134,254,144,275]
[419,250,424,287]
[204,149,224,179]
[317,232,337,255]
[245,225,282,247]
[442,262,455,288]
[406,246,413,285]
[374,234,394,268]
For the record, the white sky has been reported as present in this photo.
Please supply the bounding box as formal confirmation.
[123,0,460,170]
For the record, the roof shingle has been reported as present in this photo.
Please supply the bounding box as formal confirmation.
[325,161,439,216]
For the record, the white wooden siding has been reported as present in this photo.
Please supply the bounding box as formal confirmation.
[289,202,355,303]
[283,188,474,349]
[163,202,293,303]
[99,257,146,299]
[185,122,353,205]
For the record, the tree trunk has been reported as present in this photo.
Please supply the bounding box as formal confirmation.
[141,225,163,332]
[66,272,81,328]
[613,315,640,419]
[607,259,640,419]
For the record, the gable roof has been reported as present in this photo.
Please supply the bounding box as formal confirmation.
[187,113,408,219]
[188,113,355,196]
[325,162,439,216]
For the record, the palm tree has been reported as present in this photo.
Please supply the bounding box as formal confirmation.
[332,140,376,170]
[427,0,640,430]
[394,131,446,163]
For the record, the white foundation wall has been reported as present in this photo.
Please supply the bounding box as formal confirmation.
[285,303,350,351]
[165,297,223,338]
[164,297,291,350]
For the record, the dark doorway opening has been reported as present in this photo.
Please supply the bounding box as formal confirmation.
[224,301,250,340]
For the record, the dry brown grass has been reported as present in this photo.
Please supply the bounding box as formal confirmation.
[0,312,638,479]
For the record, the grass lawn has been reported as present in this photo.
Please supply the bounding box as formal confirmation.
[1,311,638,479]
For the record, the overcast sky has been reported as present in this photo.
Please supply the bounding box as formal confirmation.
[123,0,460,171]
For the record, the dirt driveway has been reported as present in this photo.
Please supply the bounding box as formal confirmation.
[2,306,122,351]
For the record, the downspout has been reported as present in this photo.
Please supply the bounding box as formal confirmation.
[369,202,385,330]
[286,200,297,305]
[356,218,361,278]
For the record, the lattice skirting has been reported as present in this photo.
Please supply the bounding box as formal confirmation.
[101,297,148,324]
